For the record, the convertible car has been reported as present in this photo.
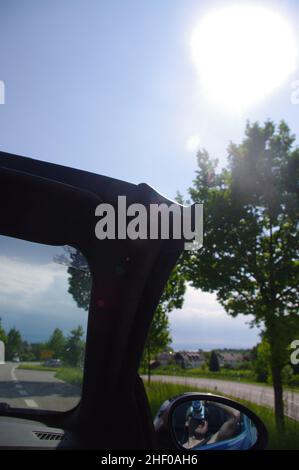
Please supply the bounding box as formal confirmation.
[0,151,268,450]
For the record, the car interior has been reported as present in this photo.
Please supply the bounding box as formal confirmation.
[0,150,186,449]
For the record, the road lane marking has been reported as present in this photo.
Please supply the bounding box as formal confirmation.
[11,366,17,382]
[24,399,38,408]
[9,364,39,408]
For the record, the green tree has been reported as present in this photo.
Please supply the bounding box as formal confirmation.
[47,328,66,359]
[183,121,299,427]
[209,350,220,372]
[19,340,35,362]
[253,338,271,383]
[6,328,23,361]
[64,326,85,367]
[68,268,91,310]
[54,247,91,311]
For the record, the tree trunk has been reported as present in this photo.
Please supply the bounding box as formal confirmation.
[272,364,284,429]
[267,221,285,428]
[266,313,285,430]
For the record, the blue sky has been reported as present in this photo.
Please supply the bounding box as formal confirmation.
[0,0,298,349]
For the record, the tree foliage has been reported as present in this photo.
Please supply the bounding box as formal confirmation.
[0,318,6,344]
[183,121,299,426]
[47,328,66,359]
[63,325,85,367]
[253,338,271,383]
[5,327,23,361]
[209,350,220,372]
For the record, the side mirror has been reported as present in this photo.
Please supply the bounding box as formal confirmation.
[154,393,268,450]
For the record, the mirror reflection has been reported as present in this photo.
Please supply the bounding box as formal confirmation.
[172,399,258,450]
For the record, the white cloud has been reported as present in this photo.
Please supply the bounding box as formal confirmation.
[0,254,89,341]
[0,256,68,312]
[169,286,260,349]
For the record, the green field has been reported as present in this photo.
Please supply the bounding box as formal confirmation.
[18,363,299,449]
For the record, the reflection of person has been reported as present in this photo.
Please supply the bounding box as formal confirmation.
[183,401,240,449]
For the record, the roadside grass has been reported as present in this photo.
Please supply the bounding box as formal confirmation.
[149,365,259,383]
[55,367,83,387]
[18,363,83,388]
[145,365,299,392]
[17,363,299,448]
[144,381,299,450]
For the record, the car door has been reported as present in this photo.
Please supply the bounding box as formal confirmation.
[0,150,185,449]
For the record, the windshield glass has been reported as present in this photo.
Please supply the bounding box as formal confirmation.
[0,235,90,411]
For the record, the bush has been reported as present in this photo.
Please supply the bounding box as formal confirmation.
[288,374,299,388]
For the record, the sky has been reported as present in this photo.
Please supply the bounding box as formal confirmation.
[0,236,89,343]
[0,0,298,349]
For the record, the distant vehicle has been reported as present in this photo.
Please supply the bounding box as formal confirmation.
[43,359,61,367]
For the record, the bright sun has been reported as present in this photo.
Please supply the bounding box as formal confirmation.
[191,5,298,113]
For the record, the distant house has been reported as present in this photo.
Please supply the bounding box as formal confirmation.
[218,352,245,368]
[156,351,174,366]
[0,340,5,364]
[174,350,205,369]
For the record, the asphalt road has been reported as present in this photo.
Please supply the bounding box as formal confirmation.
[1,363,298,421]
[0,362,80,411]
[145,374,299,421]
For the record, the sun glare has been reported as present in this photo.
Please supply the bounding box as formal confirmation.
[191,5,298,113]
[186,134,201,152]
